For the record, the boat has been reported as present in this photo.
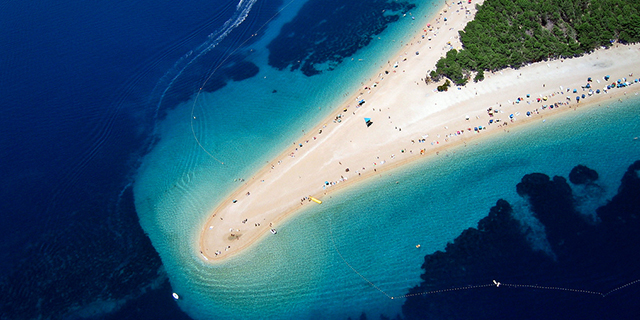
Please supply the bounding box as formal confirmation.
[172,292,180,300]
[270,228,277,234]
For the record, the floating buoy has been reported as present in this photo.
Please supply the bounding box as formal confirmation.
[172,292,180,300]
[416,244,421,248]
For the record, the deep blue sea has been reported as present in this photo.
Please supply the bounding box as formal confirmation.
[2,0,640,319]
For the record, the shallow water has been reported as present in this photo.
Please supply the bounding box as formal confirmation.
[134,0,640,318]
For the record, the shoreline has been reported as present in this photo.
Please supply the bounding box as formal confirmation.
[198,0,640,262]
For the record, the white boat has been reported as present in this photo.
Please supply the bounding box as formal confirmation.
[172,292,180,300]
[270,228,277,234]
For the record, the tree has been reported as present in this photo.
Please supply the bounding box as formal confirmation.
[427,0,640,86]
[474,69,485,82]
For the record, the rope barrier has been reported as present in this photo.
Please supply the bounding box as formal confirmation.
[328,213,640,301]
[188,0,299,165]
[329,215,393,299]
[183,0,640,304]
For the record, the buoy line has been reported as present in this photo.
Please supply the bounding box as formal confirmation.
[188,0,300,165]
[182,0,640,304]
[328,212,640,300]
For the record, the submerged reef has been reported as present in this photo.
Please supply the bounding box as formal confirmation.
[569,164,599,185]
[158,53,261,114]
[402,162,640,319]
[267,0,416,76]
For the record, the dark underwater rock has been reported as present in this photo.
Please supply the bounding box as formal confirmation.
[516,173,587,252]
[569,165,599,185]
[596,161,640,259]
[227,61,259,82]
[403,161,640,320]
[267,0,416,76]
[402,199,554,320]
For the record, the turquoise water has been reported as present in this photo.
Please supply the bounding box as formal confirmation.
[133,0,640,318]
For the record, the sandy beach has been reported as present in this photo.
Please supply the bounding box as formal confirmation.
[198,0,640,261]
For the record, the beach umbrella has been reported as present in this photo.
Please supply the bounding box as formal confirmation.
[605,75,610,80]
[573,89,577,93]
[364,118,373,127]
[581,94,585,99]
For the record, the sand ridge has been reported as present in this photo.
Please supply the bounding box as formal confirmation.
[198,0,640,262]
